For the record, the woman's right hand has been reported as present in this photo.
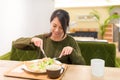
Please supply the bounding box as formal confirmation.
[31,37,43,48]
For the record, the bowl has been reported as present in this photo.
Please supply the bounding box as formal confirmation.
[46,64,63,79]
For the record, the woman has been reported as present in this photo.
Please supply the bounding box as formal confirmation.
[13,9,85,65]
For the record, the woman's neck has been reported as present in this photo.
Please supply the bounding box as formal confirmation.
[50,34,67,41]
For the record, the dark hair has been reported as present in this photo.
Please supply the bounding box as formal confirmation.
[50,9,70,37]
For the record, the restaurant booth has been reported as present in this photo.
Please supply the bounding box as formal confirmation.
[0,41,116,67]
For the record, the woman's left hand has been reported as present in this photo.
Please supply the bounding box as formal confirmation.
[59,46,73,58]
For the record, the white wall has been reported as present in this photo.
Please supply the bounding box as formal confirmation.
[55,0,120,8]
[0,0,54,55]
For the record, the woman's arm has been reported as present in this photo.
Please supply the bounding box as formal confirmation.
[69,40,86,65]
[13,34,44,50]
[13,37,33,49]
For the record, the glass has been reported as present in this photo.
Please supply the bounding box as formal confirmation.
[91,59,105,77]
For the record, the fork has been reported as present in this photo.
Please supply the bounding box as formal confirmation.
[53,57,59,60]
[40,47,47,58]
[53,52,62,60]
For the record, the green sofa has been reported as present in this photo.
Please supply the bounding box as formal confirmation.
[77,42,116,67]
[0,42,116,67]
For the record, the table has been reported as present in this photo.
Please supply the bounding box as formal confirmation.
[0,60,120,80]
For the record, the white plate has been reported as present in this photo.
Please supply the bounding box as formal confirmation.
[22,59,61,73]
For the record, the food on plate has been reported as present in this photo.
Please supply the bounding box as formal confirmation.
[24,58,61,73]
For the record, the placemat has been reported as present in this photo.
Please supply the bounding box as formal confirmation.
[4,62,68,80]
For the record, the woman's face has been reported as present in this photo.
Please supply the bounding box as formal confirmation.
[50,17,64,39]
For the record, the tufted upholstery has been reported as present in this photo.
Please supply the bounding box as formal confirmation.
[0,42,116,67]
[77,42,116,67]
[10,45,39,61]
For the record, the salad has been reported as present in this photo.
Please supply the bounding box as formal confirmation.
[24,58,60,73]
